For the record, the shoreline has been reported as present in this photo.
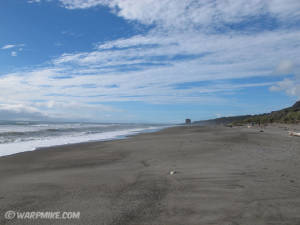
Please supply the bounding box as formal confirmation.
[0,125,170,158]
[1,125,300,225]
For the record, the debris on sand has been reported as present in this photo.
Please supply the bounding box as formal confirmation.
[169,171,176,175]
[288,131,300,137]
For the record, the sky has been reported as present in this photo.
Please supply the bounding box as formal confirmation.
[0,0,300,123]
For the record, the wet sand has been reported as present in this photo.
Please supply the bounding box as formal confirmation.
[1,125,300,225]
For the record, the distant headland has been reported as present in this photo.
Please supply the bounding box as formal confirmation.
[193,101,300,126]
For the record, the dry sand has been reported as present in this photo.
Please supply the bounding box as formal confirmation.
[1,125,300,225]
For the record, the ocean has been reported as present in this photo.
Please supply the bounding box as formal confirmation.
[0,121,166,157]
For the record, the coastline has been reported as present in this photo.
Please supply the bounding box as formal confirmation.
[0,125,169,158]
[1,125,300,225]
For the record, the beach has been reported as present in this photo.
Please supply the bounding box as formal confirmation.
[1,125,300,225]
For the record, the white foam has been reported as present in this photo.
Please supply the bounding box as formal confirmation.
[0,127,161,157]
[0,123,115,133]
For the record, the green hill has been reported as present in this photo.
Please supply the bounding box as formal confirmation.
[242,101,300,124]
[193,101,300,125]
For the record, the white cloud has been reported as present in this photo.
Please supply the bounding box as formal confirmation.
[58,0,108,9]
[8,0,300,121]
[37,0,300,31]
[270,78,300,97]
[34,100,117,112]
[1,44,16,50]
[1,44,24,50]
[0,103,49,121]
[1,44,24,57]
[1,30,299,108]
[270,61,300,97]
[215,113,222,118]
[0,104,42,114]
[27,0,41,3]
[0,98,120,121]
[275,60,294,74]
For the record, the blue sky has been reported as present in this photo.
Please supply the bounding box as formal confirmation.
[0,0,300,123]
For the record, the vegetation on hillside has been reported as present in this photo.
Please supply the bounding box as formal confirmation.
[240,101,300,125]
[241,110,300,124]
[194,101,300,125]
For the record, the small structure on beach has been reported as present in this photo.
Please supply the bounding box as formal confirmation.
[185,119,191,125]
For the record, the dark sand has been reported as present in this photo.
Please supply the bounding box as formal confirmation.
[1,125,300,225]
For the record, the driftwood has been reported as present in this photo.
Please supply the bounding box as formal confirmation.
[288,131,300,137]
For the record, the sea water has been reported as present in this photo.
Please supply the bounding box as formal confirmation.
[0,121,166,157]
